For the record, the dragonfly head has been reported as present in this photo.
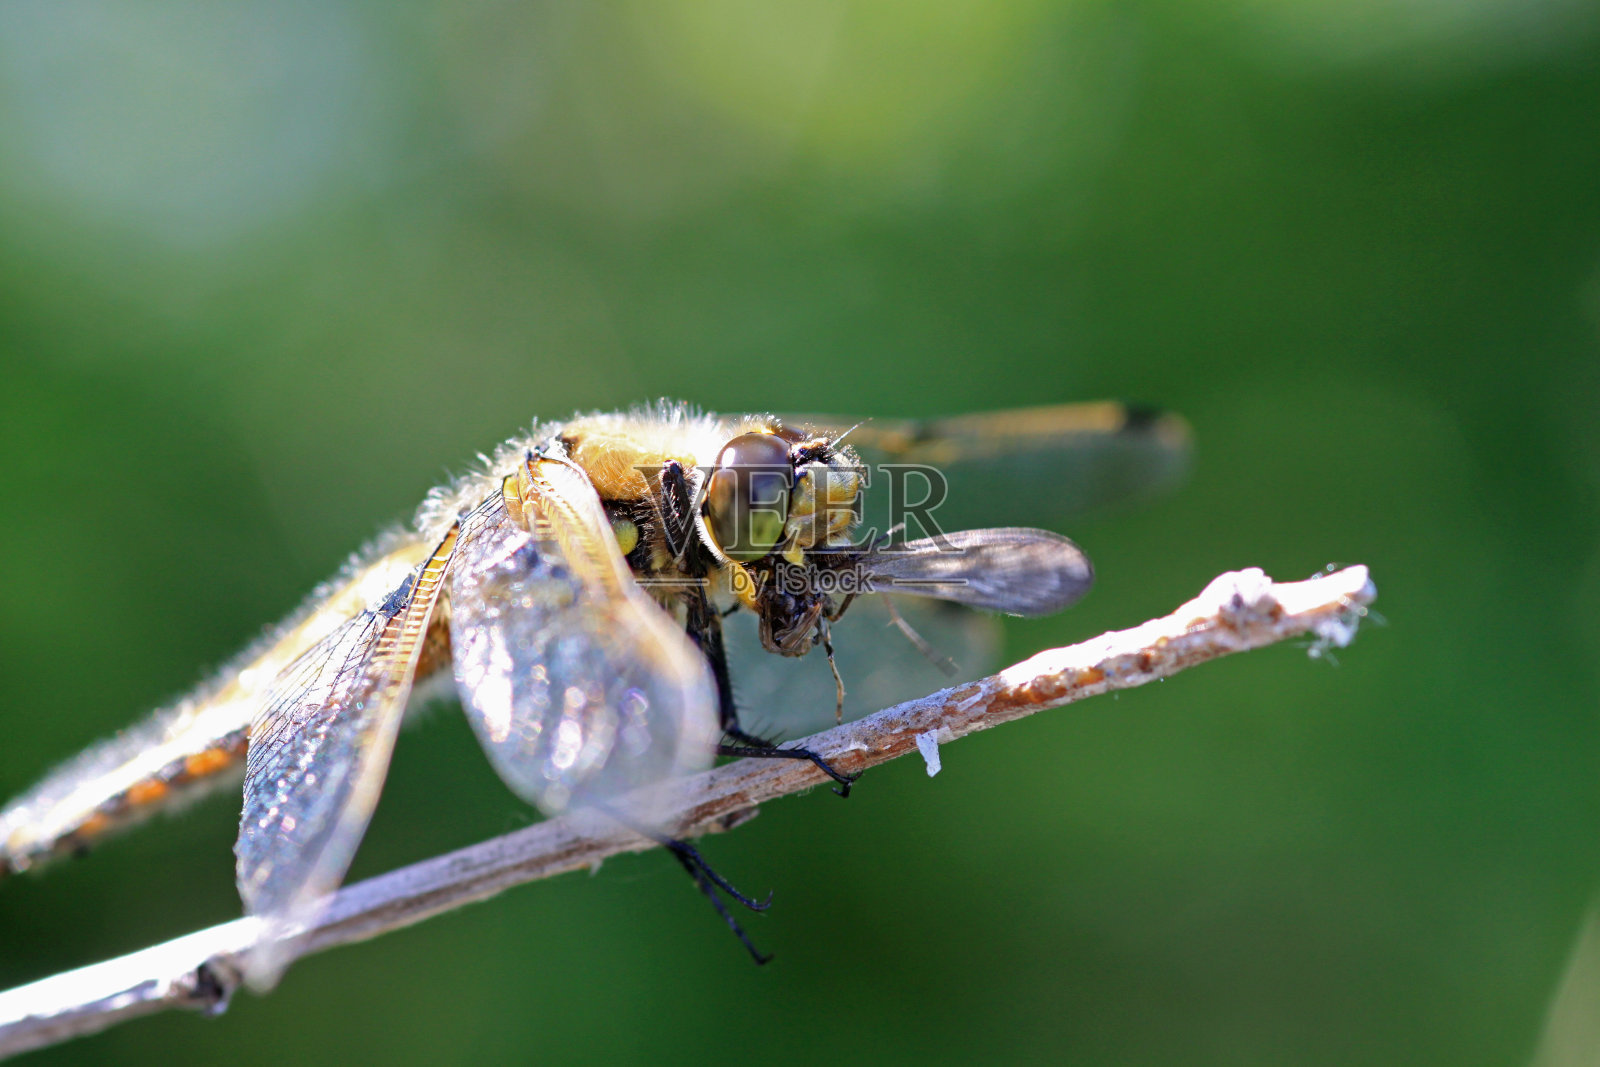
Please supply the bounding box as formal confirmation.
[699,425,861,566]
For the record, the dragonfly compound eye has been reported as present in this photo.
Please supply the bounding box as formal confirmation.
[704,432,792,562]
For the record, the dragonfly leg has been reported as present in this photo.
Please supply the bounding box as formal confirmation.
[658,459,700,566]
[671,485,862,797]
[686,596,860,795]
[717,726,860,797]
[667,842,773,966]
[596,803,773,965]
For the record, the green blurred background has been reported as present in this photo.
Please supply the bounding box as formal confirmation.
[2,1,1598,1064]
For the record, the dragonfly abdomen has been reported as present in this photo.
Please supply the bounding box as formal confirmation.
[0,706,250,877]
[1,537,440,878]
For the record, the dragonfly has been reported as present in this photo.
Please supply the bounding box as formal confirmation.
[0,400,1189,985]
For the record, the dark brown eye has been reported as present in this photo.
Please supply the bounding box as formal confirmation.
[704,433,792,562]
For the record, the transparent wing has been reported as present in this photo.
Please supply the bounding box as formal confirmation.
[235,530,457,989]
[853,528,1093,616]
[727,528,1086,735]
[734,402,1142,734]
[448,458,718,823]
[788,401,1192,535]
[724,595,1003,738]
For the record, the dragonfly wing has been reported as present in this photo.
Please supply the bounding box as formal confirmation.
[448,458,718,823]
[235,528,457,990]
[854,528,1094,616]
[788,401,1192,535]
[724,595,1003,738]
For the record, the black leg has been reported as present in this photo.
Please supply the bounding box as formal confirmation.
[666,457,862,797]
[718,726,859,797]
[684,591,860,797]
[669,845,773,966]
[595,805,773,965]
[682,580,740,731]
[658,459,698,564]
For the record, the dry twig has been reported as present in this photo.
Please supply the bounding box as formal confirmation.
[0,565,1376,1059]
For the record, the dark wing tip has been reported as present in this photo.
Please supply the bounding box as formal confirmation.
[1119,403,1192,449]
